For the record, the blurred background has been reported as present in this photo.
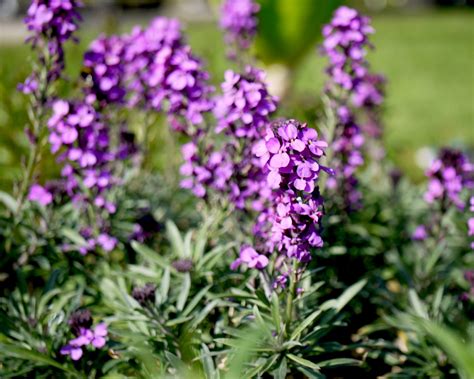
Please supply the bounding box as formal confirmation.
[0,0,473,190]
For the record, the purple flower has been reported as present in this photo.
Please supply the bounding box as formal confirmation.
[28,184,53,206]
[83,35,127,105]
[424,148,473,210]
[23,0,82,83]
[122,17,213,134]
[412,225,428,241]
[220,0,260,56]
[96,233,117,252]
[61,310,108,361]
[231,246,269,270]
[180,66,277,210]
[243,119,331,272]
[321,6,384,210]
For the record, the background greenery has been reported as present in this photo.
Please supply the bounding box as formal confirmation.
[0,9,473,191]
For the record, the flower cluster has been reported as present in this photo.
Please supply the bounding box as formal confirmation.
[321,6,384,209]
[233,120,331,274]
[22,0,82,88]
[28,184,53,206]
[424,148,473,210]
[219,0,260,56]
[123,17,213,133]
[60,309,108,361]
[47,100,114,197]
[469,197,474,250]
[45,99,122,253]
[132,283,156,306]
[83,35,127,105]
[180,67,277,210]
[461,270,474,303]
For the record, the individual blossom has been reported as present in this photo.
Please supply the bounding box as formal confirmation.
[412,225,428,241]
[231,245,269,270]
[424,148,473,210]
[27,184,53,206]
[219,0,260,56]
[60,309,108,361]
[123,17,213,134]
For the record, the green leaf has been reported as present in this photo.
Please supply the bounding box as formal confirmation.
[0,190,18,213]
[61,228,87,246]
[131,241,171,271]
[296,367,326,379]
[201,343,217,379]
[190,300,220,330]
[317,358,360,368]
[420,320,474,379]
[166,220,184,257]
[322,279,367,312]
[271,292,282,334]
[159,267,170,304]
[176,273,191,311]
[182,285,211,317]
[291,309,323,340]
[0,343,77,375]
[287,353,321,371]
[275,357,287,379]
[408,289,429,319]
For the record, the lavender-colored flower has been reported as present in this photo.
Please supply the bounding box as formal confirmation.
[47,100,114,197]
[61,309,107,361]
[424,148,473,210]
[214,68,277,138]
[23,0,82,84]
[469,197,474,250]
[180,67,277,210]
[321,6,384,209]
[220,0,260,56]
[28,184,53,206]
[123,17,213,134]
[245,119,331,268]
[60,323,108,361]
[412,225,428,241]
[83,34,127,105]
[231,246,269,270]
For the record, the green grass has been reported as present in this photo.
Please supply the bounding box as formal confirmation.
[0,10,472,190]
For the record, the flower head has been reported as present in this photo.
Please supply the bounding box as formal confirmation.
[220,0,260,56]
[28,184,53,206]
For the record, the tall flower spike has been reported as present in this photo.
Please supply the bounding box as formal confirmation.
[220,0,260,58]
[22,0,82,85]
[233,119,332,280]
[321,6,384,210]
[180,66,277,211]
[424,148,473,210]
[123,17,213,134]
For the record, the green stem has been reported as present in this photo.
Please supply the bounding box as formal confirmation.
[284,260,299,336]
